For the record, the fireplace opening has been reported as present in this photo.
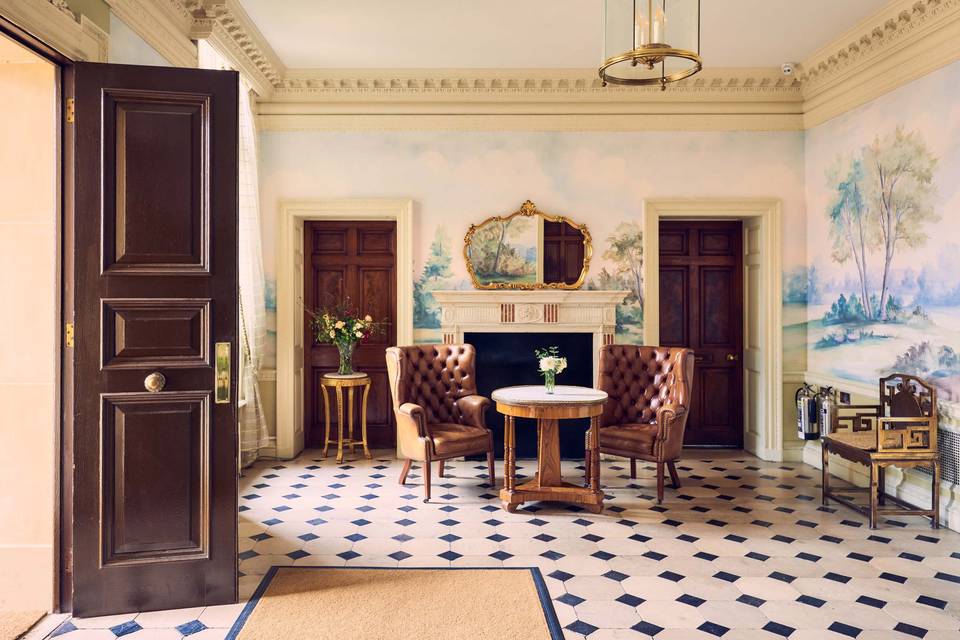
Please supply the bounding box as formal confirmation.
[465,331,593,459]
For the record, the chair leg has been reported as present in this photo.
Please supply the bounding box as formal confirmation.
[487,450,495,487]
[438,459,445,478]
[656,462,665,504]
[630,458,637,479]
[667,461,681,489]
[398,458,412,485]
[423,458,432,503]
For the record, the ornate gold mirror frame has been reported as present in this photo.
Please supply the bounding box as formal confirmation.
[463,200,593,290]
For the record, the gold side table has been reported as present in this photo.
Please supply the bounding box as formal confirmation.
[320,372,372,463]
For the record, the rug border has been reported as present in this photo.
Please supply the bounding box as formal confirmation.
[226,565,563,640]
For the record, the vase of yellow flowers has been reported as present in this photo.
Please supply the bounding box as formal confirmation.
[535,346,567,394]
[308,303,383,375]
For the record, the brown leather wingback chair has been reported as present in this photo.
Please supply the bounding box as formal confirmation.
[385,344,495,502]
[587,345,695,503]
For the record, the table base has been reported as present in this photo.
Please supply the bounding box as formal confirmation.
[500,479,603,514]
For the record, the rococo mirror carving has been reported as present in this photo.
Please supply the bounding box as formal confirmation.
[464,200,592,290]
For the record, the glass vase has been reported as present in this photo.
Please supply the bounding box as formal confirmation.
[337,341,356,375]
[544,370,556,394]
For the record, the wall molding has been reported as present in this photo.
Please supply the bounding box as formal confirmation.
[0,0,108,61]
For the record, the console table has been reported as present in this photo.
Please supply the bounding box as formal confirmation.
[492,385,607,513]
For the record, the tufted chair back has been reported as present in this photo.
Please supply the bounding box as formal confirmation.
[385,344,478,425]
[597,345,694,428]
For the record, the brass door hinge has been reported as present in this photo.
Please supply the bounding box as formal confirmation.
[65,98,75,124]
[65,322,74,348]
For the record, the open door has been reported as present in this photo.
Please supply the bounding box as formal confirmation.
[62,62,239,616]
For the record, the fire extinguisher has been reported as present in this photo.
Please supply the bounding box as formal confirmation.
[796,384,819,440]
[817,386,837,438]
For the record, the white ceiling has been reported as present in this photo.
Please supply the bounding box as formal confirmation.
[239,0,891,70]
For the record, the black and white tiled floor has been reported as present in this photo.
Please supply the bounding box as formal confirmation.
[47,450,960,639]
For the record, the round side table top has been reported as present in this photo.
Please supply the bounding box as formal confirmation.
[492,385,607,407]
[321,372,370,387]
[321,372,369,380]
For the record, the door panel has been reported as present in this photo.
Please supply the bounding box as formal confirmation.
[304,221,397,449]
[64,62,238,616]
[659,221,743,447]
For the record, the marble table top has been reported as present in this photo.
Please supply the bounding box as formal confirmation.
[492,385,607,406]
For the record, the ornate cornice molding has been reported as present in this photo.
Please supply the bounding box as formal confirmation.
[193,0,285,96]
[0,0,108,61]
[799,0,960,126]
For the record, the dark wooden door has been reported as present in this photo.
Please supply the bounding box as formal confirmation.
[659,221,743,447]
[543,220,585,285]
[63,62,238,616]
[304,221,397,449]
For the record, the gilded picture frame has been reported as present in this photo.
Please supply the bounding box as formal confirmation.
[463,200,593,290]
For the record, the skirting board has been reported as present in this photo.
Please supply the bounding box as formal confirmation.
[803,441,960,532]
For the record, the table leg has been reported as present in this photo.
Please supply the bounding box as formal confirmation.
[361,381,371,459]
[537,418,561,488]
[869,461,878,530]
[877,465,886,505]
[335,386,345,464]
[932,460,940,529]
[589,415,601,495]
[821,440,830,506]
[321,385,331,458]
[346,386,355,453]
[501,415,517,512]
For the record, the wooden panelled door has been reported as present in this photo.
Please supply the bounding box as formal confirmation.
[63,62,239,616]
[659,221,744,447]
[303,221,397,449]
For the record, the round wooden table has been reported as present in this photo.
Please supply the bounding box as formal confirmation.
[320,373,372,463]
[493,385,607,514]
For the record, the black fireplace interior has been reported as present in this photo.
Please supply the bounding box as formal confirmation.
[465,331,593,459]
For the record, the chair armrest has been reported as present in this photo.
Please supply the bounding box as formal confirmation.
[457,395,491,428]
[654,403,688,460]
[397,402,430,439]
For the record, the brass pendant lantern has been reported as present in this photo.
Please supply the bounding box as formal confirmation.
[599,0,702,90]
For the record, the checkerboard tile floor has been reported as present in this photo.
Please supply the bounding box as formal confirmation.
[48,451,960,639]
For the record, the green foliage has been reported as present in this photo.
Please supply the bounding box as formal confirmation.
[823,293,869,325]
[783,265,821,304]
[815,328,887,349]
[413,227,455,329]
[892,342,960,379]
[602,222,644,312]
[468,216,535,279]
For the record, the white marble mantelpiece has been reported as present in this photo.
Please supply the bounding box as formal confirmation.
[431,289,628,382]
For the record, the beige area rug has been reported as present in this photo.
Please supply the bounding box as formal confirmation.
[0,610,43,640]
[228,566,561,640]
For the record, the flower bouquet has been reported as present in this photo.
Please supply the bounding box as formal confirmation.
[535,346,567,394]
[307,302,385,375]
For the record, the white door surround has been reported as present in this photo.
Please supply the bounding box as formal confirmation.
[431,290,628,384]
[275,199,414,459]
[642,198,784,461]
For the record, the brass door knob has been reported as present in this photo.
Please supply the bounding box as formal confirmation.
[726,353,739,362]
[144,371,166,393]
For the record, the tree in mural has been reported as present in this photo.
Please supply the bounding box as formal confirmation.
[469,216,535,279]
[413,227,453,329]
[827,156,874,318]
[861,126,938,319]
[824,126,939,322]
[603,222,644,313]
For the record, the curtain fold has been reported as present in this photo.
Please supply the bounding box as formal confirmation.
[200,42,270,467]
[237,76,270,467]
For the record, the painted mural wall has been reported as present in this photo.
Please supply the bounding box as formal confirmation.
[804,59,960,410]
[258,130,807,371]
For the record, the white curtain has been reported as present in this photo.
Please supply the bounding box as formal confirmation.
[200,42,270,467]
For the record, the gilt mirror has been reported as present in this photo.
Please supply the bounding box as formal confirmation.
[464,200,592,290]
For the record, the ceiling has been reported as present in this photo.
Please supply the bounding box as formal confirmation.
[239,0,891,70]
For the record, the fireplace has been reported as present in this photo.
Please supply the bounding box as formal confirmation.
[467,331,594,459]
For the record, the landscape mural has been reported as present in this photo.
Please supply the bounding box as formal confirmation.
[466,214,538,285]
[257,129,807,367]
[804,60,960,405]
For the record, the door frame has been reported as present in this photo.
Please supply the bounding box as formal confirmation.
[276,199,413,459]
[643,198,783,461]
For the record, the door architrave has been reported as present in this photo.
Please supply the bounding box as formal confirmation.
[276,199,413,460]
[643,198,783,461]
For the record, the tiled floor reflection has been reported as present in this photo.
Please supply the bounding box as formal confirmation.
[48,451,960,639]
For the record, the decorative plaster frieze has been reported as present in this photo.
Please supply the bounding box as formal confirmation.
[0,0,109,61]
